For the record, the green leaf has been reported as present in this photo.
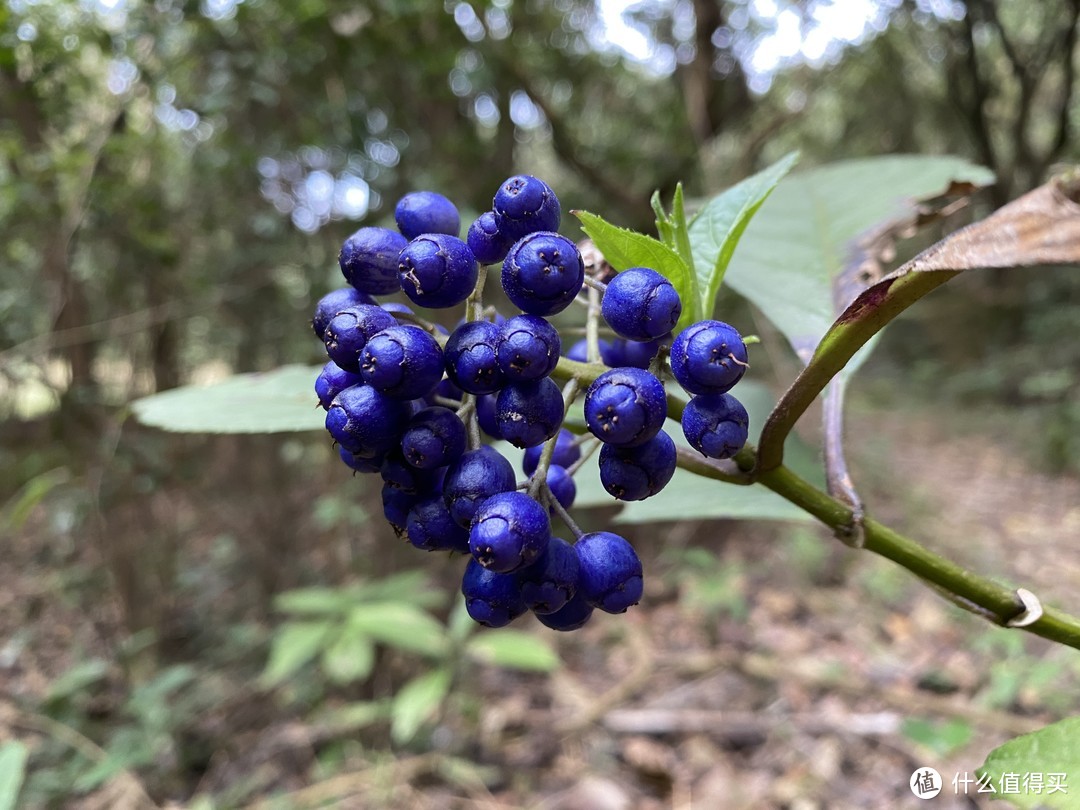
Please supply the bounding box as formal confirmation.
[723,155,993,367]
[901,717,974,757]
[261,621,333,686]
[321,629,376,685]
[274,587,359,617]
[313,700,390,734]
[45,658,109,704]
[574,209,699,331]
[130,364,324,434]
[347,602,449,658]
[690,151,799,319]
[978,717,1080,808]
[465,630,559,672]
[651,190,675,248]
[390,667,452,745]
[0,742,28,810]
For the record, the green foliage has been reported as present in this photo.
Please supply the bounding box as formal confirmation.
[391,667,453,746]
[131,365,325,434]
[978,717,1080,808]
[0,743,28,810]
[465,630,559,672]
[901,717,974,758]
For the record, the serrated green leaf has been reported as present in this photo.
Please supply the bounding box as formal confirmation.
[261,621,333,686]
[391,667,452,745]
[131,364,325,434]
[0,742,28,810]
[574,209,699,331]
[723,155,994,371]
[978,717,1080,808]
[321,629,376,685]
[347,602,449,658]
[689,151,798,319]
[465,630,559,672]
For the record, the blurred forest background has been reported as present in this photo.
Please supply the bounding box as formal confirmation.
[4,0,1080,807]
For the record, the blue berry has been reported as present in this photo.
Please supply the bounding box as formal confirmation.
[339,445,385,474]
[535,591,593,631]
[380,301,415,317]
[575,531,643,613]
[522,427,580,475]
[495,377,565,449]
[398,233,478,309]
[312,287,376,340]
[502,232,584,316]
[669,320,749,395]
[544,464,576,511]
[382,483,418,536]
[442,447,517,528]
[496,314,561,381]
[466,211,513,265]
[613,337,663,370]
[325,384,411,458]
[394,190,460,240]
[475,393,503,439]
[401,406,466,470]
[359,325,444,400]
[444,320,505,394]
[429,377,463,406]
[566,337,619,366]
[407,494,470,553]
[493,175,561,241]
[517,536,578,615]
[601,267,682,341]
[315,361,362,410]
[323,304,397,373]
[469,491,550,573]
[339,227,409,295]
[583,367,667,447]
[599,429,676,501]
[681,392,749,459]
[380,451,444,495]
[462,559,526,627]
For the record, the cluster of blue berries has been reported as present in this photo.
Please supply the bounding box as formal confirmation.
[309,174,750,631]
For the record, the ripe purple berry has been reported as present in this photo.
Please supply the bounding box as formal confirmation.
[462,559,526,628]
[575,531,643,613]
[442,447,517,528]
[502,232,584,316]
[598,429,677,501]
[535,590,593,631]
[469,491,550,573]
[315,361,362,410]
[496,314,561,381]
[325,384,411,459]
[407,494,470,553]
[444,320,505,395]
[544,465,576,512]
[601,267,682,341]
[669,320,749,395]
[360,325,444,400]
[323,303,397,373]
[681,392,749,459]
[517,536,578,615]
[566,337,620,366]
[312,287,376,340]
[397,233,479,309]
[583,367,667,447]
[495,377,565,449]
[467,211,513,265]
[339,227,409,295]
[493,174,561,241]
[394,190,460,240]
[401,406,467,470]
[476,393,504,439]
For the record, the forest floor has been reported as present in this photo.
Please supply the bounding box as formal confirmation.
[4,396,1080,810]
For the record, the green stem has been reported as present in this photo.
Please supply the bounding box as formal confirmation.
[547,353,1080,651]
